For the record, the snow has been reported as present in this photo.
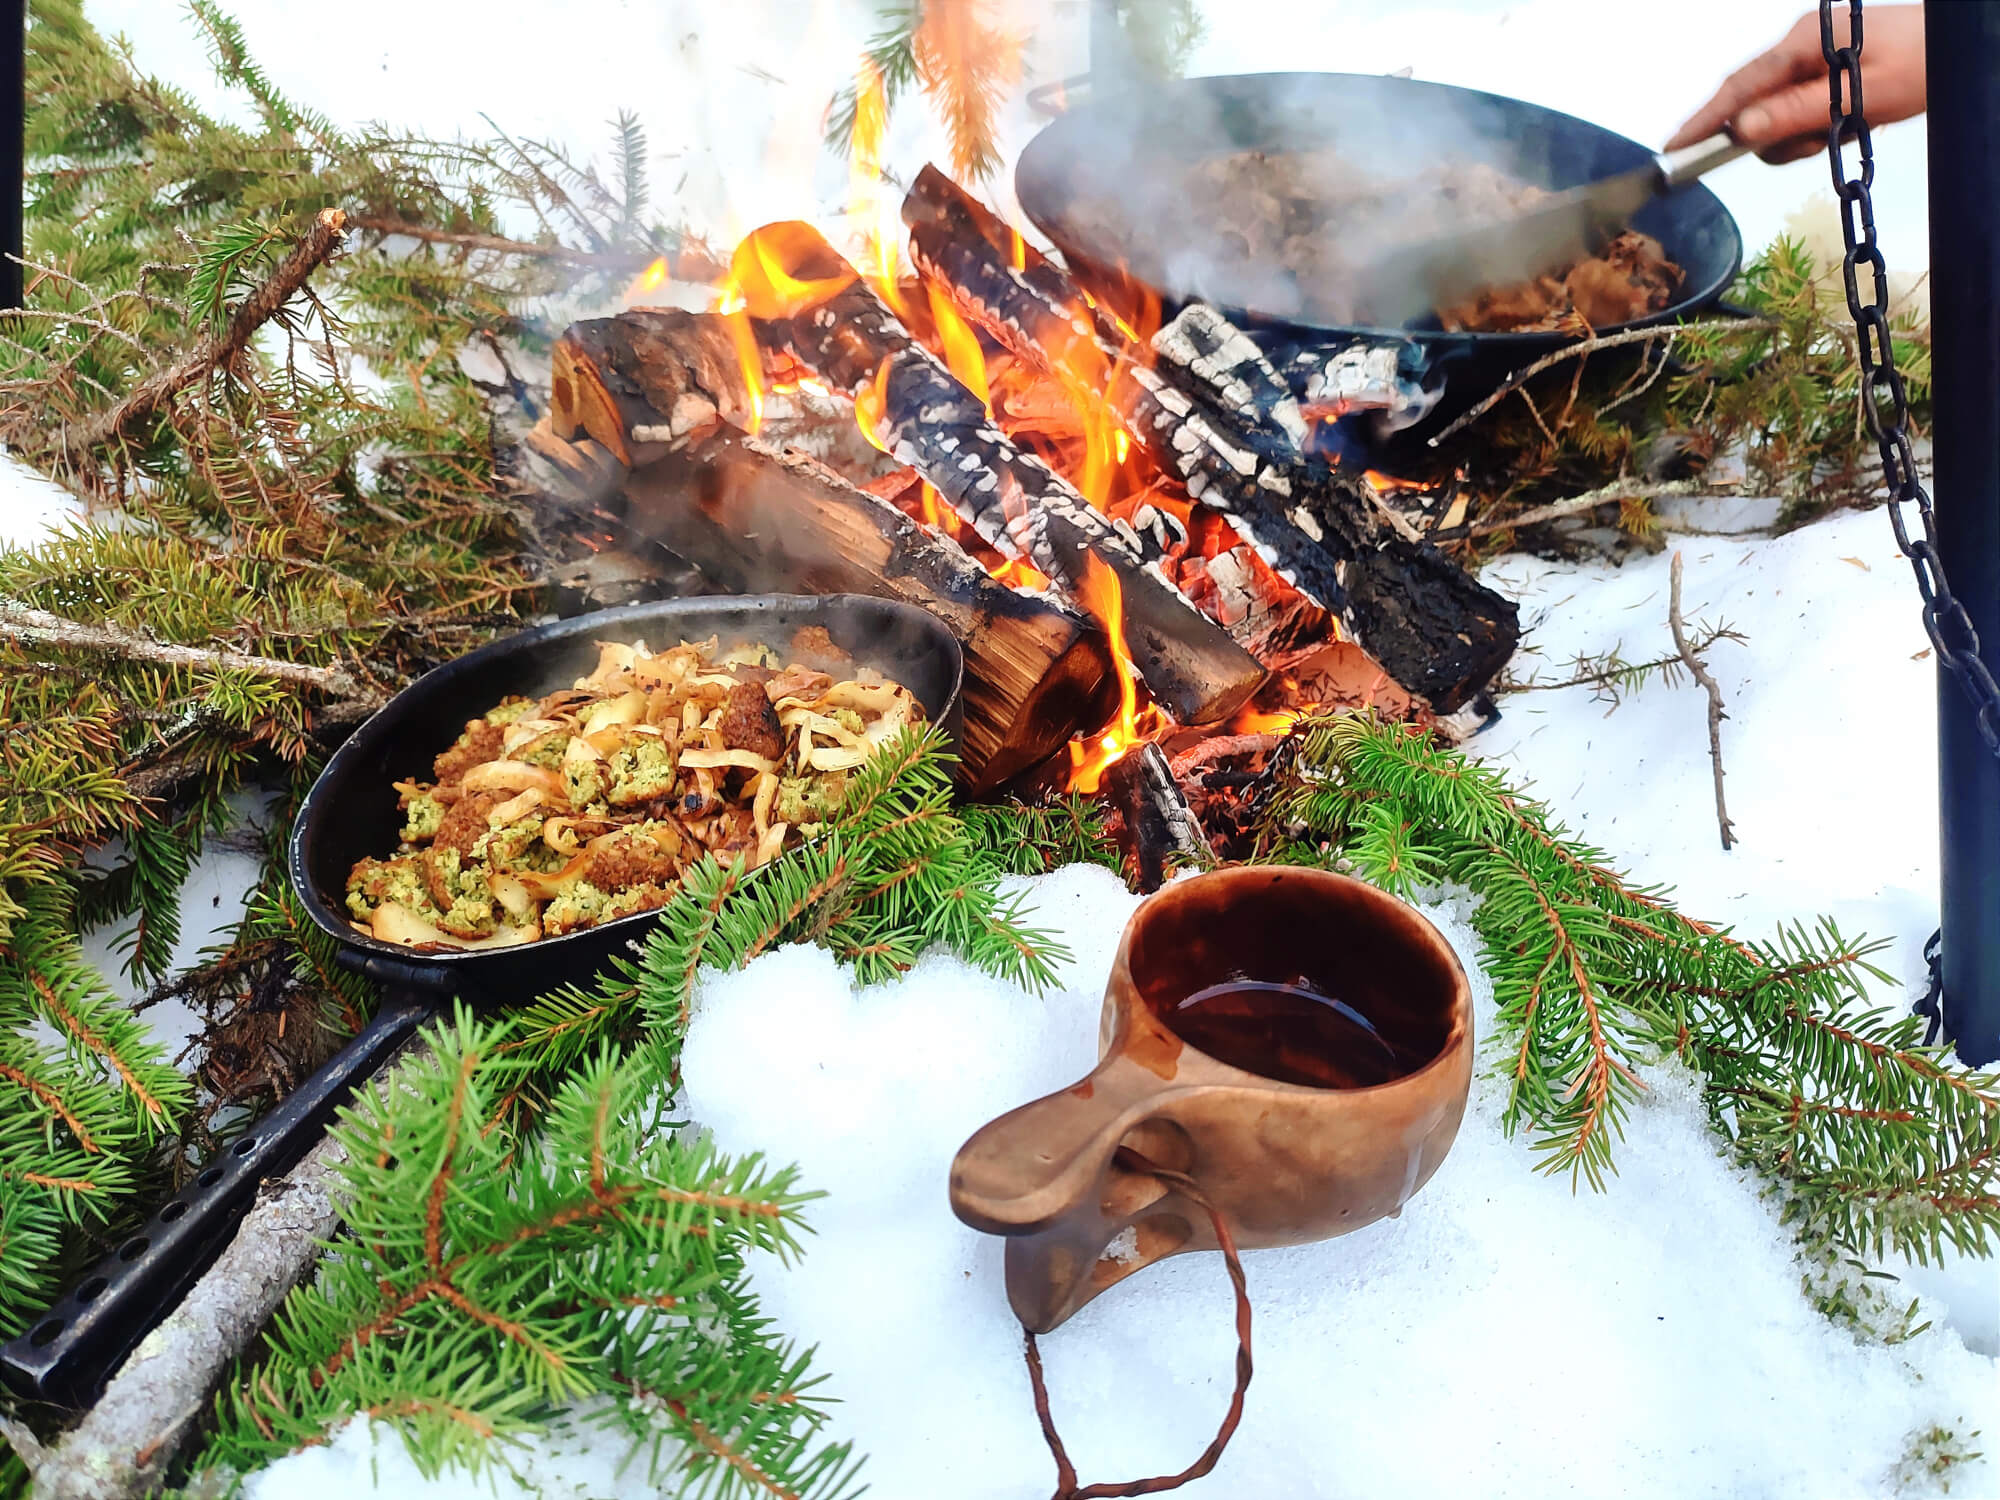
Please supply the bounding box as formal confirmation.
[245,856,1996,1500]
[667,868,1997,1500]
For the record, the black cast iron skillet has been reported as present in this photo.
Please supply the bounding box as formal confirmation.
[1015,71,1744,370]
[1,594,963,1407]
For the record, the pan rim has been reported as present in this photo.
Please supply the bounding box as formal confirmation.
[285,592,964,976]
[1015,68,1745,347]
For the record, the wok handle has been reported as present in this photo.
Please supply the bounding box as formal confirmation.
[1654,132,1752,189]
[0,987,440,1408]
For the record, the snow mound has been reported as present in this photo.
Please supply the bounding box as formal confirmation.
[677,863,1998,1499]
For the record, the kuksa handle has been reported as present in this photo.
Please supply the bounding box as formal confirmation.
[949,1056,1170,1238]
[0,988,439,1408]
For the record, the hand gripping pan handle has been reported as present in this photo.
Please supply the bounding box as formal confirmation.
[0,987,439,1408]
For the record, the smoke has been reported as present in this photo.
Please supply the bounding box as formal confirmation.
[1014,70,1672,332]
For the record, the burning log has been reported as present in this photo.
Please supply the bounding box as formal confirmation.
[737,222,1265,728]
[1103,741,1208,894]
[610,425,1117,792]
[901,168,1519,711]
[551,308,754,466]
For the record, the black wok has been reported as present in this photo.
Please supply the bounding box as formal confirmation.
[1016,71,1744,370]
[1,594,962,1407]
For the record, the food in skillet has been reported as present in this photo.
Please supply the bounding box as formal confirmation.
[344,633,923,950]
[1085,151,1684,332]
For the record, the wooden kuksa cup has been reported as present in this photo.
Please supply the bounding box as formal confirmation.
[949,865,1474,1332]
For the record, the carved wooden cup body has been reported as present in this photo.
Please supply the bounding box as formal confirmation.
[950,865,1474,1332]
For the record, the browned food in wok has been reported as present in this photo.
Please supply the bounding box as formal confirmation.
[343,636,925,951]
[1088,150,1684,332]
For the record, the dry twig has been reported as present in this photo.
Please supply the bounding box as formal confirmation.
[38,209,350,468]
[1668,551,1736,850]
[1426,317,1781,447]
[348,215,725,281]
[1453,477,1712,540]
[1,604,380,700]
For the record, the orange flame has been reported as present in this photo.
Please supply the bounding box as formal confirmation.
[1230,706,1301,735]
[729,222,856,319]
[625,255,670,303]
[1009,227,1028,272]
[711,281,766,436]
[854,357,893,453]
[927,284,990,415]
[1066,553,1162,793]
[849,58,911,320]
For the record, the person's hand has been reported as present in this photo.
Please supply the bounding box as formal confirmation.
[1666,5,1926,163]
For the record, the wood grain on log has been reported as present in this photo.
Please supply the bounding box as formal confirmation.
[1104,742,1208,893]
[551,308,755,465]
[619,430,1118,792]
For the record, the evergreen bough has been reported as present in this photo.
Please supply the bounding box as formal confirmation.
[1270,714,1998,1262]
[193,728,1085,1495]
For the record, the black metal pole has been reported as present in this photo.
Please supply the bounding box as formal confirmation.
[1925,0,2000,1067]
[2,0,22,312]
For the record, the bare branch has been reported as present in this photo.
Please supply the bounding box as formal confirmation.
[1669,551,1737,851]
[349,215,725,282]
[0,604,381,701]
[1455,477,1712,539]
[1426,317,1781,447]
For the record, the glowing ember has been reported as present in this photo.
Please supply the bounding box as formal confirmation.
[624,255,670,302]
[849,59,911,319]
[1230,706,1302,735]
[927,284,990,415]
[1364,468,1430,493]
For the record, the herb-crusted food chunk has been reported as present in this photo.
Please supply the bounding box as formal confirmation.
[719,680,785,760]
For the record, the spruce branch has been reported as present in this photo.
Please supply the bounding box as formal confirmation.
[1270,713,1999,1255]
[198,1008,861,1499]
[1425,317,1781,449]
[34,208,349,468]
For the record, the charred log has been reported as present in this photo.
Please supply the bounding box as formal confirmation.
[1104,741,1208,894]
[551,308,755,466]
[750,222,1265,728]
[901,167,1518,711]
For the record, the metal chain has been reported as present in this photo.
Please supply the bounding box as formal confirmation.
[1820,0,2000,760]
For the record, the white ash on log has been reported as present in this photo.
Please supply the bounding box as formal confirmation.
[738,222,1265,728]
[902,169,1349,609]
[901,167,1519,712]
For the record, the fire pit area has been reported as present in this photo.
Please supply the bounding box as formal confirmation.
[521,153,1525,875]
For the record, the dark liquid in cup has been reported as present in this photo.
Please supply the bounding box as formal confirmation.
[1162,978,1413,1089]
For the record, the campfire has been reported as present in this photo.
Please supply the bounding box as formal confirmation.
[525,87,1520,881]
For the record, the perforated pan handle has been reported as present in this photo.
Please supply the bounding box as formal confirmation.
[0,988,439,1408]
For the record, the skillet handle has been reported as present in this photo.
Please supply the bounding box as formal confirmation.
[0,987,440,1408]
